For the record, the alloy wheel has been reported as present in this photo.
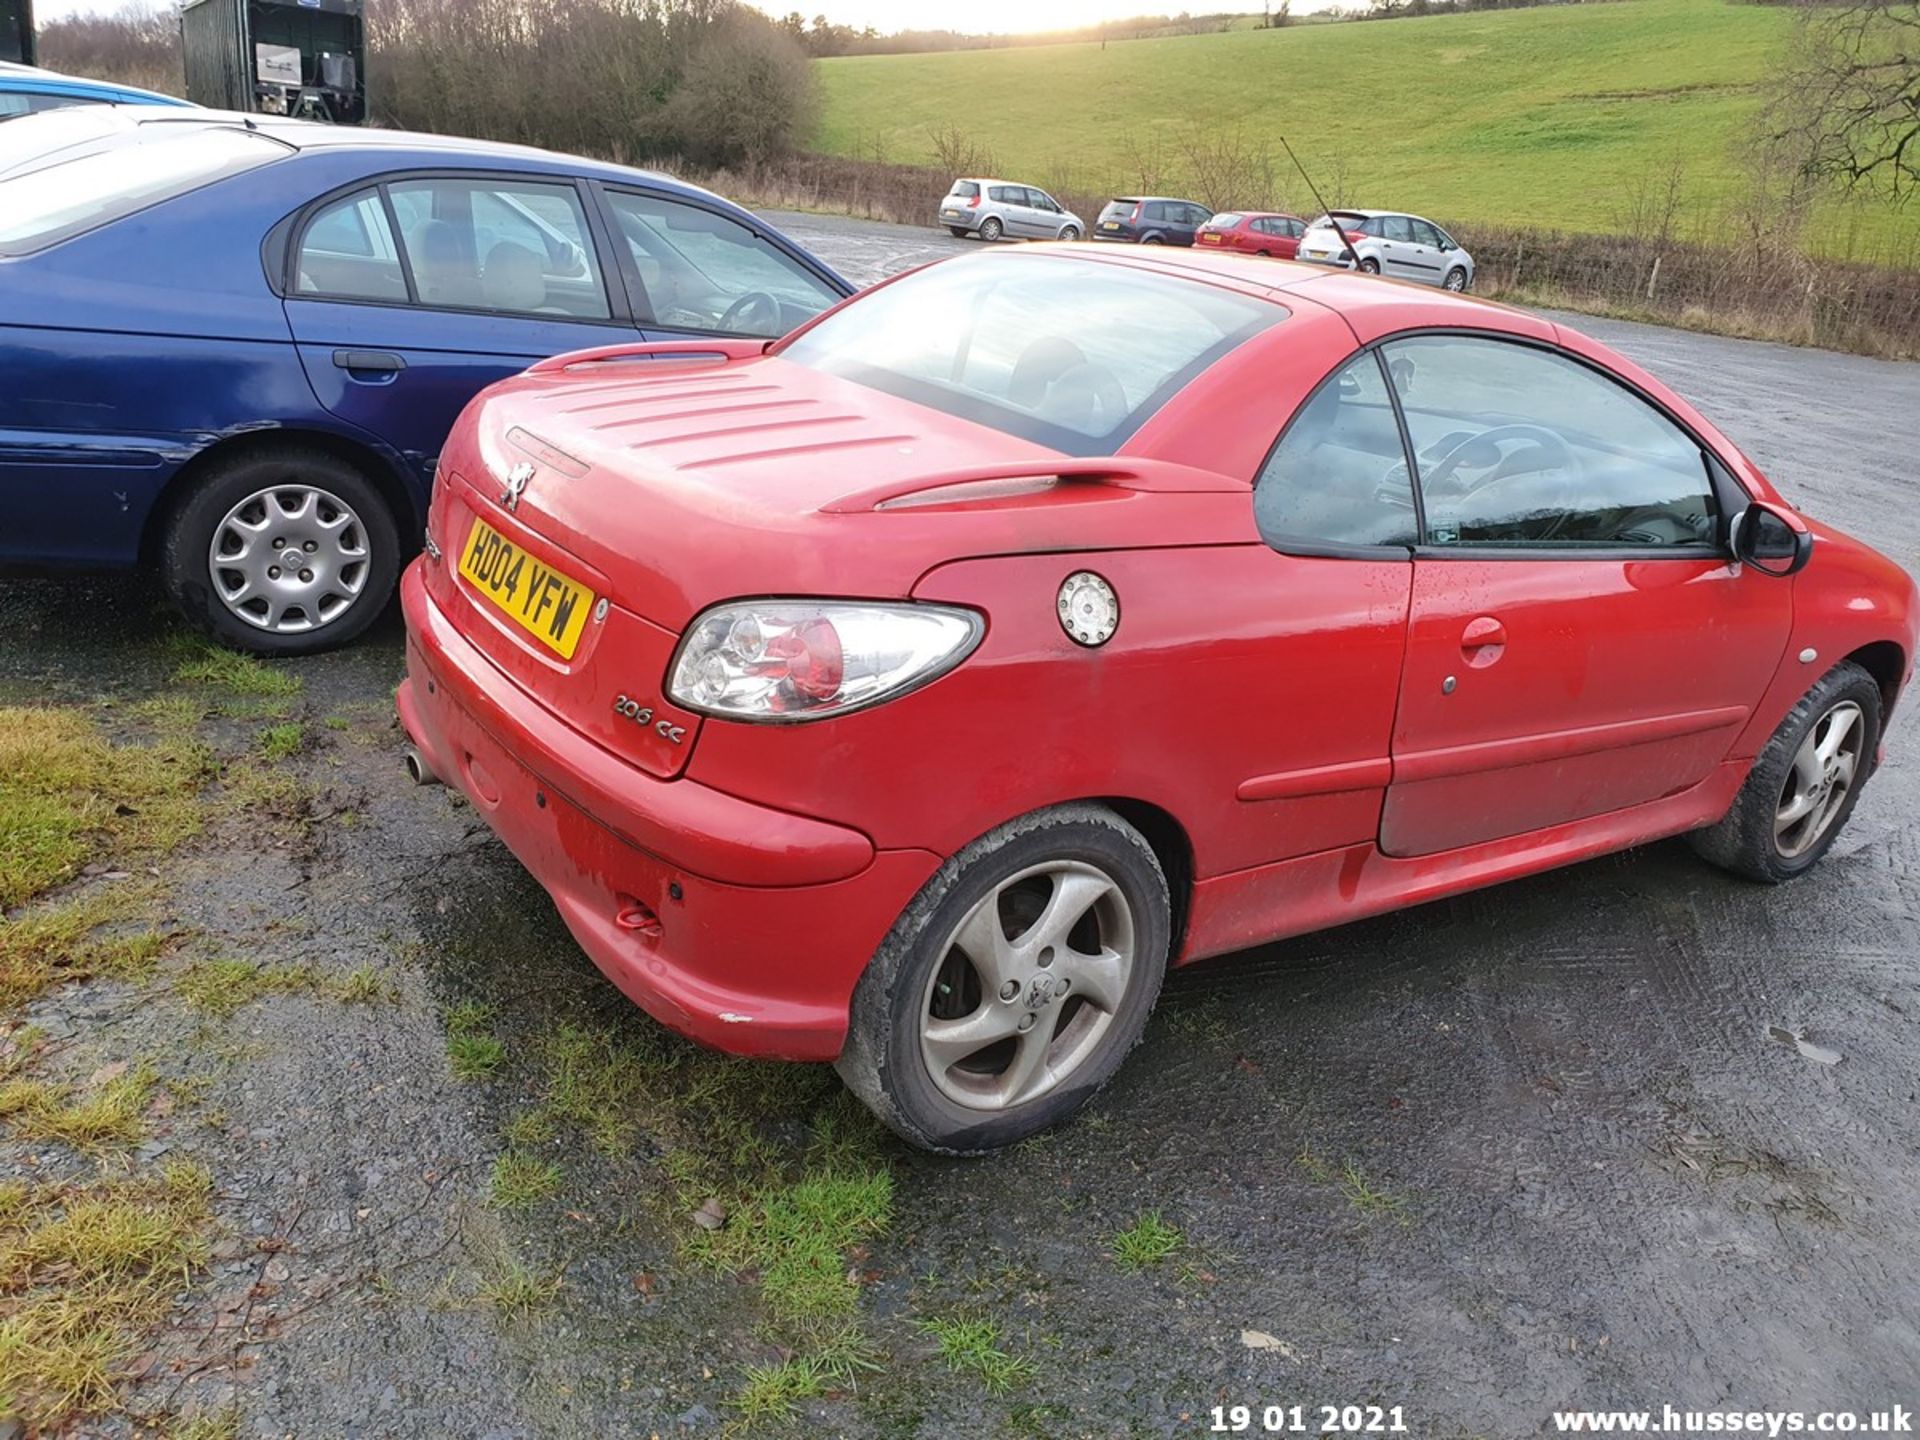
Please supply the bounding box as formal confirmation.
[208,483,371,635]
[918,859,1136,1111]
[1774,700,1864,859]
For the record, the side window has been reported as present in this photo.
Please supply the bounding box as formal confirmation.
[1410,219,1443,247]
[1381,335,1716,549]
[1144,201,1168,222]
[1255,353,1418,550]
[1031,190,1058,213]
[386,176,610,319]
[1359,216,1386,238]
[1289,219,1306,238]
[1185,205,1210,227]
[294,188,406,302]
[602,189,843,338]
[989,186,1015,204]
[1383,215,1415,242]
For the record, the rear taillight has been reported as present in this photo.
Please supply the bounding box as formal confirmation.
[1344,229,1364,243]
[968,194,981,208]
[1130,202,1142,223]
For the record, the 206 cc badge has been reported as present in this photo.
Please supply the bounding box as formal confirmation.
[501,462,535,512]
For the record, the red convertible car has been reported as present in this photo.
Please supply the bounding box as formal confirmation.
[397,245,1915,1153]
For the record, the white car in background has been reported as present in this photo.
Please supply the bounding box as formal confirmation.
[1297,209,1476,291]
[937,178,1085,242]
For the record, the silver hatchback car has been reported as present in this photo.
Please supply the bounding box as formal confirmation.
[1296,209,1476,291]
[938,178,1086,243]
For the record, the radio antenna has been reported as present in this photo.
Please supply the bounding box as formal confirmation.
[1279,135,1362,270]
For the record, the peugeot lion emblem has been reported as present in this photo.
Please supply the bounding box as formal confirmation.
[501,461,535,512]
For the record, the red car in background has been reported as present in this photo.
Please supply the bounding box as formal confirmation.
[398,244,1916,1154]
[1195,210,1307,258]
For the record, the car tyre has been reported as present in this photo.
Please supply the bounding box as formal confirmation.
[1444,267,1469,292]
[979,216,1004,242]
[947,225,969,238]
[160,446,401,656]
[836,803,1170,1154]
[1058,224,1081,242]
[1689,661,1882,883]
[1359,257,1381,274]
[1141,234,1164,245]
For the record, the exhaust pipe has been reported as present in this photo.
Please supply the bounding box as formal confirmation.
[401,743,441,787]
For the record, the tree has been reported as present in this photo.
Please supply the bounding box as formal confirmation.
[1771,0,1920,199]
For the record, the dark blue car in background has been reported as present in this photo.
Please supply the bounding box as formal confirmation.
[0,107,853,652]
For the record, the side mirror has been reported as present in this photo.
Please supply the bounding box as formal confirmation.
[1729,500,1812,577]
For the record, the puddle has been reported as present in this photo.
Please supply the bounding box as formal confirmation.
[1767,1025,1843,1065]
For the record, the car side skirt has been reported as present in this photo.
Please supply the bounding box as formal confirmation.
[1179,758,1748,964]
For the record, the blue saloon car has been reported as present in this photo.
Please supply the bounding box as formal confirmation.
[0,60,196,119]
[0,108,854,652]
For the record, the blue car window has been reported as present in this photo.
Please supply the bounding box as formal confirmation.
[386,177,610,320]
[602,189,842,338]
[0,92,84,120]
[0,126,284,255]
[295,188,405,302]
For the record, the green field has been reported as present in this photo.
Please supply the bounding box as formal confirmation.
[814,0,1917,263]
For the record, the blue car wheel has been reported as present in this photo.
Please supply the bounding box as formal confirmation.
[160,447,401,655]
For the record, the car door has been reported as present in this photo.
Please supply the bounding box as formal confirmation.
[594,186,847,339]
[1026,188,1064,236]
[282,173,630,487]
[1377,214,1424,281]
[1402,219,1448,286]
[1377,333,1794,856]
[1238,348,1419,857]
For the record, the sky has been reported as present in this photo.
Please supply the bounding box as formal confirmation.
[31,0,1338,35]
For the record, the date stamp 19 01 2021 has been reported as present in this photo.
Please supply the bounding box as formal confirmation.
[1209,1404,1410,1434]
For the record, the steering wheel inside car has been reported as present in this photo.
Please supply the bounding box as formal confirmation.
[1418,423,1583,542]
[718,290,782,336]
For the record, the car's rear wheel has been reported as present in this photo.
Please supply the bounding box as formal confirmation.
[1444,267,1469,292]
[1689,661,1882,883]
[1359,257,1381,274]
[160,447,400,656]
[979,216,1004,241]
[837,804,1170,1154]
[1058,224,1081,242]
[1141,234,1164,245]
[947,225,969,238]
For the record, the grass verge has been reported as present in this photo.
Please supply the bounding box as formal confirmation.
[0,1161,213,1431]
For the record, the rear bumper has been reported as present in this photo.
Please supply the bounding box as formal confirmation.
[938,209,981,231]
[397,561,940,1060]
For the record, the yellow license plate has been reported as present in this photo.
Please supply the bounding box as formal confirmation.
[1199,233,1220,243]
[1100,222,1120,230]
[458,516,595,659]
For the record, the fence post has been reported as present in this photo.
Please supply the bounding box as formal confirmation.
[1645,254,1660,303]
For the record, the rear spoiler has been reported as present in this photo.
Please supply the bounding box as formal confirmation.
[822,458,1246,515]
[525,338,771,375]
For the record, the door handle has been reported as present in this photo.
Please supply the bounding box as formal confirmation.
[333,349,406,375]
[1460,615,1506,667]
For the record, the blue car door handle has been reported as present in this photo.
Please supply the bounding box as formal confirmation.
[333,349,406,380]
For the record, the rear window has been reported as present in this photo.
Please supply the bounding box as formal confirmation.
[778,251,1285,456]
[0,126,285,255]
[1099,199,1137,220]
[1209,212,1245,228]
[952,181,980,198]
[1309,212,1366,231]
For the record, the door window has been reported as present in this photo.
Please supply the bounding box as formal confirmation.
[1411,219,1444,247]
[294,188,406,302]
[1381,335,1716,549]
[1144,201,1169,222]
[1383,215,1415,242]
[989,186,1019,204]
[385,176,610,319]
[1255,353,1418,549]
[601,189,843,338]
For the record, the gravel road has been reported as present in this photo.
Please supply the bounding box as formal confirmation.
[0,214,1914,1439]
